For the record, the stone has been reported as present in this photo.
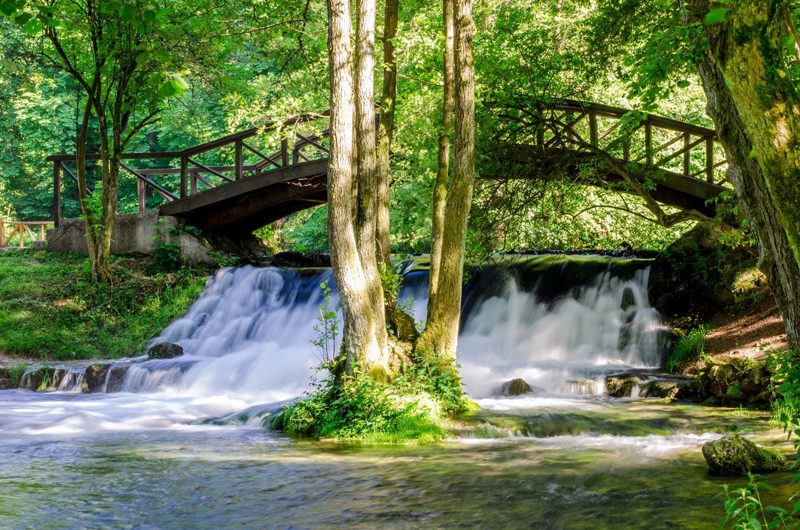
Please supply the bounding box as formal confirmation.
[692,357,774,405]
[82,363,111,393]
[496,378,532,396]
[702,433,785,476]
[640,379,689,400]
[147,342,184,359]
[605,373,642,397]
[105,366,129,392]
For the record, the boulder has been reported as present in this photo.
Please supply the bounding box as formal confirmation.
[702,433,785,476]
[496,378,532,397]
[82,363,111,393]
[692,357,774,405]
[147,342,184,360]
[640,379,691,400]
[0,368,12,390]
[20,367,66,391]
[105,366,129,392]
[606,373,642,397]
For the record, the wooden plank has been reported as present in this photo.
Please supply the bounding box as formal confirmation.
[706,137,715,183]
[187,158,235,183]
[645,122,653,165]
[180,157,188,199]
[589,109,598,147]
[683,133,691,176]
[234,140,243,180]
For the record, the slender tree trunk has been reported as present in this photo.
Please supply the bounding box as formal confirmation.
[376,0,399,267]
[417,0,475,362]
[427,0,455,319]
[689,0,800,350]
[327,0,388,374]
[355,0,390,372]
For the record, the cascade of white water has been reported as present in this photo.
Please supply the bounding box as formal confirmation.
[456,267,665,397]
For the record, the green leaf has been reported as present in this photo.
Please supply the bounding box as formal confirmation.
[676,79,690,88]
[748,516,762,530]
[23,17,42,35]
[0,1,18,17]
[120,4,137,22]
[157,74,188,98]
[749,149,758,159]
[705,8,729,25]
[13,12,30,25]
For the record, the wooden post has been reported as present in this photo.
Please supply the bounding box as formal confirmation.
[683,133,691,176]
[589,109,598,147]
[53,161,62,228]
[180,157,188,198]
[705,137,714,183]
[234,140,243,180]
[39,224,45,241]
[18,223,24,249]
[190,170,198,195]
[281,136,289,167]
[566,112,575,150]
[645,122,653,165]
[137,178,146,212]
[0,219,5,247]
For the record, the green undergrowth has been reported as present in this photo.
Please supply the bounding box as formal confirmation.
[666,325,710,373]
[0,249,209,360]
[269,354,471,443]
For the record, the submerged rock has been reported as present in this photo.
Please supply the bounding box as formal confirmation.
[605,373,642,397]
[496,378,533,397]
[148,342,184,360]
[702,433,785,476]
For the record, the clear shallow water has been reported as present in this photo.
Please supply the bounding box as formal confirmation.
[0,400,793,529]
[0,258,795,528]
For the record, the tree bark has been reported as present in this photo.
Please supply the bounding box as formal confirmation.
[427,0,455,319]
[689,0,800,350]
[417,0,475,362]
[355,0,390,371]
[327,0,389,374]
[376,0,399,267]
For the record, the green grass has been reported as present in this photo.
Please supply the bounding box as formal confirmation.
[0,249,209,360]
[666,325,710,373]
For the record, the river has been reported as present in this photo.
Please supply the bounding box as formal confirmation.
[0,256,793,529]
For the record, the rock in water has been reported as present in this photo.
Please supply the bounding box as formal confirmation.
[496,378,532,396]
[605,373,642,397]
[83,363,111,393]
[702,433,785,476]
[147,342,184,359]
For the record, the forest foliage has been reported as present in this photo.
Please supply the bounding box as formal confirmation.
[0,0,729,256]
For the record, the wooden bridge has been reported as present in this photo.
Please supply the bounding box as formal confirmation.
[488,100,729,216]
[46,102,729,234]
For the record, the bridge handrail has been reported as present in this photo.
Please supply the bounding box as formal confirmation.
[527,99,726,187]
[48,111,332,227]
[0,220,53,249]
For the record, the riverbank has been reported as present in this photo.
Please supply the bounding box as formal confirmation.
[0,250,209,360]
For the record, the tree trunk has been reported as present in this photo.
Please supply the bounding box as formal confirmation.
[355,0,390,372]
[689,0,800,350]
[376,0,399,267]
[327,0,388,374]
[427,0,455,319]
[417,0,475,362]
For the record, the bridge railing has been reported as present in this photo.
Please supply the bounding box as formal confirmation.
[0,220,53,249]
[529,100,728,186]
[46,113,331,227]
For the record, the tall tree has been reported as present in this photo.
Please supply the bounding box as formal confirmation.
[417,0,475,366]
[686,0,800,350]
[326,0,390,375]
[3,0,189,280]
[427,0,455,319]
[376,0,399,266]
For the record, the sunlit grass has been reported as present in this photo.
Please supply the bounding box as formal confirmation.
[0,249,209,360]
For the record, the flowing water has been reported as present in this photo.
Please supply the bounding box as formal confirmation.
[0,256,793,529]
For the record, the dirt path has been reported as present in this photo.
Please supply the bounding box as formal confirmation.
[704,297,788,360]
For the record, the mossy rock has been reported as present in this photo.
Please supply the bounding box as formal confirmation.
[82,363,111,393]
[147,342,184,359]
[702,433,785,476]
[495,378,532,397]
[606,373,642,397]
